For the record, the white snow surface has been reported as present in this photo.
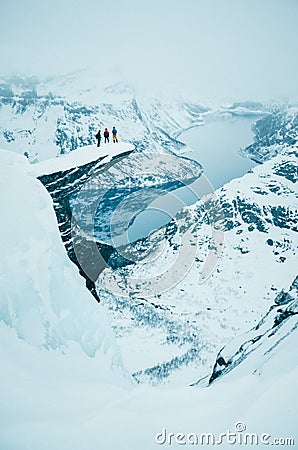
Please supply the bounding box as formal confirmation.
[0,148,297,449]
[32,142,135,176]
[0,315,297,450]
[97,147,298,384]
[0,148,128,382]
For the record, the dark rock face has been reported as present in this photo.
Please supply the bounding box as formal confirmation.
[0,82,14,97]
[206,275,298,385]
[38,150,134,302]
[273,159,298,183]
[37,147,203,302]
[275,277,298,306]
[245,108,298,162]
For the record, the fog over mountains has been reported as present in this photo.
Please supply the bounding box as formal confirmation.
[0,1,297,448]
[1,0,298,102]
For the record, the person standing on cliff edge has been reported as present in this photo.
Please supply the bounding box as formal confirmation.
[104,128,109,143]
[95,129,101,147]
[112,126,118,143]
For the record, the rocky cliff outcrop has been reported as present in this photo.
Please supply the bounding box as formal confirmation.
[206,275,298,385]
[36,145,135,301]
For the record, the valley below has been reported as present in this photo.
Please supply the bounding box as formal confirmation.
[0,72,297,449]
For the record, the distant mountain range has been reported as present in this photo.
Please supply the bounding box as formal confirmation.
[1,70,297,386]
[0,70,275,163]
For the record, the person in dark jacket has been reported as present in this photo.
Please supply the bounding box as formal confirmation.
[112,126,118,143]
[104,128,109,143]
[95,129,101,147]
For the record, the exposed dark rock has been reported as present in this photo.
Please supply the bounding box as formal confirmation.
[205,275,298,385]
[245,108,298,162]
[38,149,134,302]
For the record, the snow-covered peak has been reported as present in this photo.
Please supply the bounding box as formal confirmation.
[36,68,135,105]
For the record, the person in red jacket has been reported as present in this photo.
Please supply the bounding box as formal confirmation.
[104,128,109,143]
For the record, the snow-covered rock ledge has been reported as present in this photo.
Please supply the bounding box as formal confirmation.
[32,142,135,177]
[0,147,130,383]
[30,143,135,301]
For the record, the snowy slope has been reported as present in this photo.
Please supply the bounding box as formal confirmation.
[1,72,296,389]
[0,71,274,165]
[0,161,296,450]
[97,145,298,385]
[0,149,129,385]
[32,142,135,176]
[244,105,298,162]
[0,72,206,162]
[197,275,298,385]
[0,306,297,450]
[0,72,297,449]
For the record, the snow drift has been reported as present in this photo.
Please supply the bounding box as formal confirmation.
[0,148,129,383]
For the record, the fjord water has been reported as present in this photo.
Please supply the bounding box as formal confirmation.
[181,116,259,189]
[126,116,260,243]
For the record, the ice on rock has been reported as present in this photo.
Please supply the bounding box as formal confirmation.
[0,148,129,384]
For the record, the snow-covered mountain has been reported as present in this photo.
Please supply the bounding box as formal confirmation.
[97,143,297,385]
[0,71,208,162]
[244,105,298,162]
[1,71,297,389]
[0,70,275,164]
[194,274,298,386]
[0,70,297,448]
[0,144,296,449]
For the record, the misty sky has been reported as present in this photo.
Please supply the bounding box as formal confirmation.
[0,0,298,103]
